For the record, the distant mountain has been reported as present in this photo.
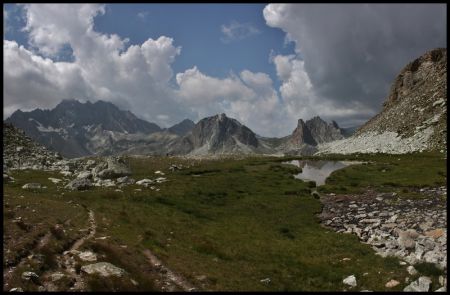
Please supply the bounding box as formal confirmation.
[168,113,270,155]
[319,48,447,154]
[5,99,162,158]
[167,119,195,136]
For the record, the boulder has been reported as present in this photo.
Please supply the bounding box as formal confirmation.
[77,171,92,179]
[81,262,125,277]
[97,157,131,179]
[343,275,357,287]
[21,271,39,283]
[22,183,42,190]
[425,228,444,239]
[65,178,92,191]
[78,251,97,262]
[407,265,418,276]
[403,276,432,292]
[385,279,400,288]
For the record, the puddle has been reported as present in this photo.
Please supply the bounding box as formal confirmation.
[284,160,363,186]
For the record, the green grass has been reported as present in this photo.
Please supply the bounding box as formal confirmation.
[3,152,446,291]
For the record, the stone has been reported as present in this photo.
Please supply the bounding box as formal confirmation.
[50,272,65,282]
[65,178,92,191]
[343,275,357,287]
[154,170,165,175]
[116,176,135,184]
[435,287,447,292]
[260,278,271,285]
[78,251,97,262]
[48,177,62,184]
[97,157,132,179]
[60,171,73,177]
[403,276,432,292]
[77,171,92,179]
[425,228,444,239]
[10,287,24,292]
[136,179,154,186]
[21,271,39,282]
[385,279,400,288]
[22,183,42,190]
[81,262,125,277]
[407,265,418,276]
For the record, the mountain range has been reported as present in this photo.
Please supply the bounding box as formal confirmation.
[6,48,445,157]
[5,100,351,158]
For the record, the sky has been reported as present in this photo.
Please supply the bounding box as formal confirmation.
[3,3,447,137]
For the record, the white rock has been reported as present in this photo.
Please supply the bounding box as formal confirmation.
[343,275,357,287]
[78,251,97,262]
[81,262,125,277]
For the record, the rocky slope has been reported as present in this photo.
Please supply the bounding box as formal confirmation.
[5,100,162,158]
[3,123,62,172]
[319,48,447,154]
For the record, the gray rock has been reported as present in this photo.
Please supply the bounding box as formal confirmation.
[407,265,418,276]
[50,272,65,282]
[9,287,24,292]
[65,178,92,191]
[435,287,447,292]
[21,271,39,282]
[22,183,42,190]
[81,262,125,277]
[403,276,432,292]
[77,171,92,179]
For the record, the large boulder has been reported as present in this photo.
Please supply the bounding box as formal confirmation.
[81,262,125,277]
[22,183,42,190]
[65,178,92,191]
[403,276,432,292]
[97,157,131,179]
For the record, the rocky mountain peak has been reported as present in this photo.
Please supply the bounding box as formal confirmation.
[289,116,344,147]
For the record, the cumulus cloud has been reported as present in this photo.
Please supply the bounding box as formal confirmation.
[220,20,260,43]
[4,4,446,137]
[176,66,287,136]
[264,3,446,126]
[4,4,190,127]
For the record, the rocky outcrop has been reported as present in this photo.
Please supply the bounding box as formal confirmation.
[319,48,447,155]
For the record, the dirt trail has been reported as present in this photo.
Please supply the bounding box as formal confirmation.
[70,210,96,251]
[143,249,196,292]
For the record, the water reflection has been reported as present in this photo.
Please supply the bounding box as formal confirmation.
[284,160,359,186]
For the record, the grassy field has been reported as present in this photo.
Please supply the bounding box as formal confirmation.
[3,152,446,291]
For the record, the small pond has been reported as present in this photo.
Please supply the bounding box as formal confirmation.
[284,160,363,186]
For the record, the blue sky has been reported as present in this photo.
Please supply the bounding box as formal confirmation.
[3,4,446,136]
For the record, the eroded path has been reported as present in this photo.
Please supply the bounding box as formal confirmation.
[143,249,197,292]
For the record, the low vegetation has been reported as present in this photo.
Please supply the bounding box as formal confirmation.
[3,151,446,291]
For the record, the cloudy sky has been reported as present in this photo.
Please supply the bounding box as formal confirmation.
[3,4,446,137]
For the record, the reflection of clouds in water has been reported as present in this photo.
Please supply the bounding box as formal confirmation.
[287,160,349,186]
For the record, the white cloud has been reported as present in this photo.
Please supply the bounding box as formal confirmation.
[137,11,149,20]
[4,4,189,127]
[220,20,260,43]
